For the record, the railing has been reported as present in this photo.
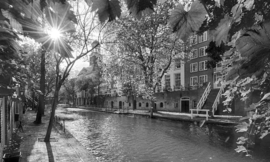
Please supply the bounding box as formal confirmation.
[196,82,211,110]
[212,83,226,116]
[190,109,209,120]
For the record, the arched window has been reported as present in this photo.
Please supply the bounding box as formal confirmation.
[146,103,149,107]
[160,102,163,108]
[129,103,131,106]
[139,102,142,107]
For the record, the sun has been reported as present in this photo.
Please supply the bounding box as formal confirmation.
[48,28,62,40]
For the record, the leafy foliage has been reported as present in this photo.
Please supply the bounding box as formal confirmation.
[168,0,207,41]
[235,95,270,155]
[86,0,159,23]
[75,66,102,91]
[91,0,121,24]
[103,0,185,102]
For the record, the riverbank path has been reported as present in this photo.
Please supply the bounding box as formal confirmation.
[18,109,97,162]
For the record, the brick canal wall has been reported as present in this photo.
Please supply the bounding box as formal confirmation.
[75,90,261,116]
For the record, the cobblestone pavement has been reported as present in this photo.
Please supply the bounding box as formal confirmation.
[18,109,97,162]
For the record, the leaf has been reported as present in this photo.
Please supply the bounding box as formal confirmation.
[245,103,257,112]
[223,107,232,112]
[168,0,207,42]
[231,3,243,22]
[235,145,248,153]
[260,92,270,103]
[213,15,233,46]
[0,1,13,10]
[40,0,47,11]
[85,0,92,6]
[260,130,269,139]
[125,0,157,18]
[215,0,225,7]
[92,0,121,24]
[244,0,254,10]
[235,122,249,132]
[235,21,270,78]
[236,137,247,144]
[255,13,263,22]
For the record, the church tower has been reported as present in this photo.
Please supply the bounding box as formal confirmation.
[89,40,102,67]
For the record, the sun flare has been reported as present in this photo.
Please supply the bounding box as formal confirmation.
[48,28,62,40]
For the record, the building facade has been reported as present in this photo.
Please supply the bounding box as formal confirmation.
[185,31,218,89]
[158,58,185,92]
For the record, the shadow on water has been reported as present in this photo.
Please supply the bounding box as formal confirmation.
[46,142,55,162]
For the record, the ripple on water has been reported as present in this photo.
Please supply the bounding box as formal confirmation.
[65,110,270,162]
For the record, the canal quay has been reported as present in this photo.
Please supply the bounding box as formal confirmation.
[50,105,270,162]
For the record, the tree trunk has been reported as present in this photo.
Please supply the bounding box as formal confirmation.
[44,88,59,142]
[35,49,46,124]
[150,100,156,118]
[32,91,35,111]
[72,95,76,107]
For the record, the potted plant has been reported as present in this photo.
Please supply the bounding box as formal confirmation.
[3,134,22,162]
[3,152,21,162]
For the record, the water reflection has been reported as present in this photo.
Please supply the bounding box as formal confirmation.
[65,109,270,162]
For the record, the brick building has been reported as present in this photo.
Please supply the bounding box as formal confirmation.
[185,31,217,89]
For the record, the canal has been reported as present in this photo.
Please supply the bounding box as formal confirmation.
[64,108,270,162]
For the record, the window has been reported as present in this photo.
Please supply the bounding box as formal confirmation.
[199,47,207,57]
[214,73,223,87]
[190,62,198,72]
[146,103,149,107]
[199,35,203,43]
[15,104,19,114]
[193,100,197,108]
[174,58,181,69]
[203,31,208,41]
[198,31,207,43]
[174,102,178,108]
[199,61,207,71]
[129,103,131,106]
[139,102,141,107]
[190,76,198,86]
[165,75,171,89]
[199,75,208,86]
[190,35,197,45]
[160,102,163,108]
[174,73,181,89]
[191,49,198,59]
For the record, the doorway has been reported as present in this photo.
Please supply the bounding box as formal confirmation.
[111,101,114,108]
[181,97,190,113]
[133,100,137,110]
[119,101,122,109]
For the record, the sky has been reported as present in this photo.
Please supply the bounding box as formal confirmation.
[68,59,89,78]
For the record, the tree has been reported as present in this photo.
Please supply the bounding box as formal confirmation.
[104,0,185,113]
[92,0,270,153]
[0,0,78,124]
[20,38,57,97]
[62,78,77,106]
[43,0,106,142]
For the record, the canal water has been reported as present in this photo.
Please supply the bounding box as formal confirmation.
[64,108,270,162]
